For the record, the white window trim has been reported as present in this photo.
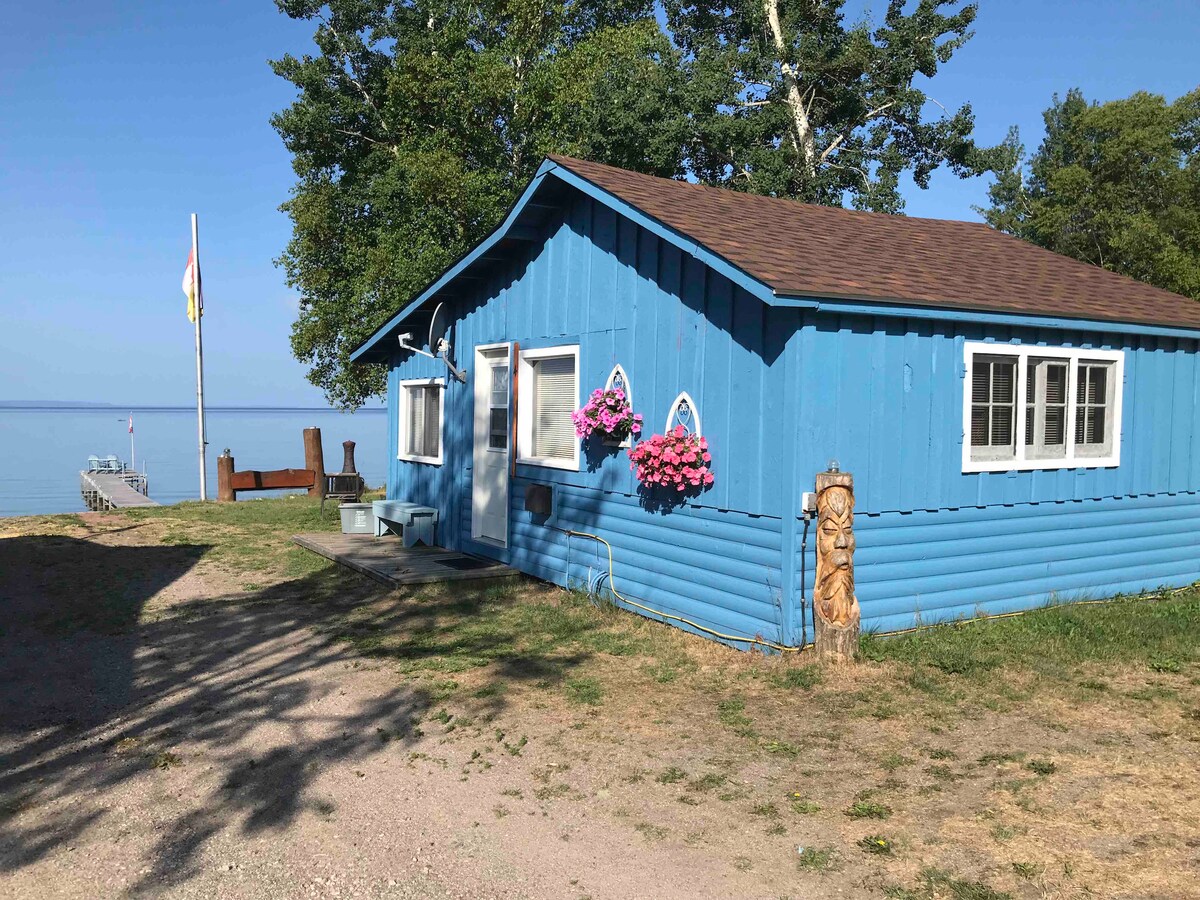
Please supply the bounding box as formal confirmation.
[962,342,1124,474]
[665,391,701,436]
[517,344,580,471]
[397,377,445,465]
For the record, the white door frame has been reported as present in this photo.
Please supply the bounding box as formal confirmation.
[471,342,512,547]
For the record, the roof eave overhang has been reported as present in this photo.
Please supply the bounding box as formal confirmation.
[351,158,1200,365]
[770,289,1200,340]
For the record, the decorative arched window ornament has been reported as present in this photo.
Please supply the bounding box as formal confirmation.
[604,364,634,447]
[666,391,701,437]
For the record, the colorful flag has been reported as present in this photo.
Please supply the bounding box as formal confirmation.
[182,247,203,323]
[128,413,134,434]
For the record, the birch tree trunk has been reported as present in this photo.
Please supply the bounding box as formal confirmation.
[764,0,817,177]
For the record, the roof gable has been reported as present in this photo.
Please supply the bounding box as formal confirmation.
[352,156,1200,362]
[552,155,1200,332]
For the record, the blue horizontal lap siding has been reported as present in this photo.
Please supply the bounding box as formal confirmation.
[843,493,1200,634]
[386,187,797,646]
[789,315,1200,637]
[388,180,1200,648]
[508,482,786,645]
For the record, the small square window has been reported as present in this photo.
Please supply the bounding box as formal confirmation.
[517,346,580,470]
[399,381,443,464]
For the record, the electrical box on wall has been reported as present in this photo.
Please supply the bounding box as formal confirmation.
[525,483,553,517]
[801,492,818,515]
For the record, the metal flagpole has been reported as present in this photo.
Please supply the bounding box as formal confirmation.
[192,213,208,500]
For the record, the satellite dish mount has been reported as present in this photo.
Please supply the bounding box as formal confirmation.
[397,301,466,382]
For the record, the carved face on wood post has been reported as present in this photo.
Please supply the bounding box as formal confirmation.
[814,484,857,627]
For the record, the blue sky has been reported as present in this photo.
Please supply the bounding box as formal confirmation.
[1,1,1197,406]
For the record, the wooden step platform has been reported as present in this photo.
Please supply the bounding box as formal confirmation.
[292,532,518,586]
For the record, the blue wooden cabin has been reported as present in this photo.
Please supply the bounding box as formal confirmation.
[352,156,1200,648]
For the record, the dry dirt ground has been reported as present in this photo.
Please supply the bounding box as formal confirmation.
[1,508,1199,900]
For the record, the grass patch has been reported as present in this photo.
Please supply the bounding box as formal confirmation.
[687,773,727,793]
[563,676,603,706]
[770,664,822,690]
[886,866,1012,900]
[789,796,821,815]
[796,847,837,871]
[861,590,1200,684]
[858,834,893,856]
[846,800,892,820]
[656,766,687,785]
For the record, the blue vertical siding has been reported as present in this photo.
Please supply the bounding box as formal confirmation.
[387,181,1200,647]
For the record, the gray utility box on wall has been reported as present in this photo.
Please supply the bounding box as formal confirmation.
[339,502,376,534]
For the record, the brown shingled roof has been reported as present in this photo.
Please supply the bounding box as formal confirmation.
[549,154,1200,331]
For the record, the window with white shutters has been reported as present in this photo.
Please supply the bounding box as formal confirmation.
[962,343,1123,473]
[1075,361,1114,458]
[517,345,580,470]
[398,380,443,464]
[969,355,1017,461]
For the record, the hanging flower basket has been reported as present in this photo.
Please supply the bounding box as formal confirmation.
[573,388,643,444]
[627,425,714,493]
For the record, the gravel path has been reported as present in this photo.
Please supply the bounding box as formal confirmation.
[0,529,786,899]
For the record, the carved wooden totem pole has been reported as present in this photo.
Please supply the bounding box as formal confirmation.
[813,468,860,663]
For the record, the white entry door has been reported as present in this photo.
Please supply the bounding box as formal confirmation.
[472,345,510,546]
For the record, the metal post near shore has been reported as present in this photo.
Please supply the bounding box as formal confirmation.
[192,213,208,501]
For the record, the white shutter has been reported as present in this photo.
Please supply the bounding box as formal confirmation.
[532,356,576,459]
[424,387,441,458]
[408,386,426,457]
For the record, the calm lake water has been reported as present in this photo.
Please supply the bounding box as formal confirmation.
[0,407,389,517]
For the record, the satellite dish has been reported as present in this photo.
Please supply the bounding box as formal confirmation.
[428,301,449,355]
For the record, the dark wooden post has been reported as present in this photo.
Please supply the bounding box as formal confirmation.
[303,427,325,498]
[217,450,236,502]
[813,468,860,664]
[341,440,357,474]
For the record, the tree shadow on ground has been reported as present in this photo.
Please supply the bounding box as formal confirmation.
[0,533,603,894]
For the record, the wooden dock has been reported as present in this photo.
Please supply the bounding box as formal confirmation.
[292,532,517,586]
[79,471,158,510]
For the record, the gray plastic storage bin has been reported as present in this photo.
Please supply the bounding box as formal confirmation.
[339,502,375,534]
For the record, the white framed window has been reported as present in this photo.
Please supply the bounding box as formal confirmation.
[962,342,1123,473]
[517,345,580,470]
[398,378,444,465]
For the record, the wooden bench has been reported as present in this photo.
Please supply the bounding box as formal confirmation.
[372,500,439,548]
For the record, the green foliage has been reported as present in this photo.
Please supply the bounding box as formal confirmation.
[860,590,1200,680]
[563,675,604,706]
[770,663,822,690]
[983,87,1200,300]
[858,834,893,855]
[846,800,892,820]
[665,0,997,212]
[272,1,993,405]
[887,866,1012,900]
[271,0,686,407]
[796,846,837,871]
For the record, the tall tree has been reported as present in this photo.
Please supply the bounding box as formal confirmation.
[273,1,995,407]
[664,0,993,211]
[983,88,1200,300]
[271,0,686,408]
